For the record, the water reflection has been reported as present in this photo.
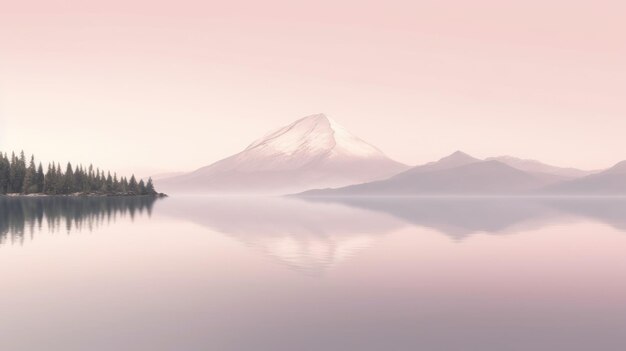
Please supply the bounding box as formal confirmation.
[4,195,626,273]
[156,196,626,273]
[0,196,158,246]
[539,197,626,231]
[299,197,626,237]
[2,196,626,350]
[157,197,404,275]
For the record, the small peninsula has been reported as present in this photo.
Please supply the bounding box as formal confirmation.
[0,151,166,197]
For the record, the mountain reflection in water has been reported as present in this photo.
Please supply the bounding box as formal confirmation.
[3,195,626,275]
[156,196,626,274]
[2,195,626,351]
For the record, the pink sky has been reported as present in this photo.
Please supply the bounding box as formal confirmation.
[1,0,625,176]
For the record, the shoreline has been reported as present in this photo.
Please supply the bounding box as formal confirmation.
[1,193,168,198]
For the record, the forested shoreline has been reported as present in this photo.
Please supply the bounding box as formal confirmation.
[0,151,163,196]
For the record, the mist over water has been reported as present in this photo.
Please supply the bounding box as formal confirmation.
[1,196,626,350]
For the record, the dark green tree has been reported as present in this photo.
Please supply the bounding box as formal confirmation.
[138,179,146,195]
[145,178,157,195]
[22,156,37,194]
[63,163,75,194]
[0,153,10,194]
[35,163,45,193]
[128,175,138,194]
[0,151,161,196]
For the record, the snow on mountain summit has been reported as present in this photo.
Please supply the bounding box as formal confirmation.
[220,113,391,172]
[244,113,386,160]
[158,113,409,194]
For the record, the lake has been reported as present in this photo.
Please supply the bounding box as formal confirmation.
[1,196,626,351]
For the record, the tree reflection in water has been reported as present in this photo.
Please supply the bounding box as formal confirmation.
[0,196,158,245]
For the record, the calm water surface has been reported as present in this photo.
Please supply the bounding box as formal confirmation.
[1,196,626,351]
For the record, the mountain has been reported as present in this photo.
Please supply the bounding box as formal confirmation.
[541,160,626,195]
[157,114,409,194]
[298,152,564,196]
[486,156,597,178]
[401,151,481,175]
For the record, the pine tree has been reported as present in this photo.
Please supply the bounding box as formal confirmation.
[145,178,157,195]
[120,177,129,193]
[22,156,36,194]
[95,169,103,190]
[35,163,45,193]
[63,163,74,194]
[13,151,27,193]
[0,150,161,196]
[105,172,113,193]
[113,173,120,193]
[138,179,146,195]
[8,152,19,193]
[44,164,54,194]
[128,175,138,194]
[55,163,64,193]
[0,153,9,194]
[74,165,84,192]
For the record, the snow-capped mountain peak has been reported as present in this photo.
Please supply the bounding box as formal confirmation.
[244,113,386,160]
[158,113,409,194]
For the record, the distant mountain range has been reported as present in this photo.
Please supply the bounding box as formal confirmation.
[542,161,626,195]
[157,113,626,196]
[301,151,626,197]
[299,151,564,196]
[485,156,598,178]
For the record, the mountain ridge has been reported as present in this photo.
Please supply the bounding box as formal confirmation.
[157,114,409,194]
[486,156,597,178]
[541,160,626,195]
[298,152,581,197]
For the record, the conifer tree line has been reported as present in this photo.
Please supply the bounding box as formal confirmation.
[0,151,159,196]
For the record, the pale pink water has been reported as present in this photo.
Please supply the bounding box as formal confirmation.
[0,196,625,350]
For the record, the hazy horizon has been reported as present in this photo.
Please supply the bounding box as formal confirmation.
[2,0,626,177]
[3,4,626,349]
